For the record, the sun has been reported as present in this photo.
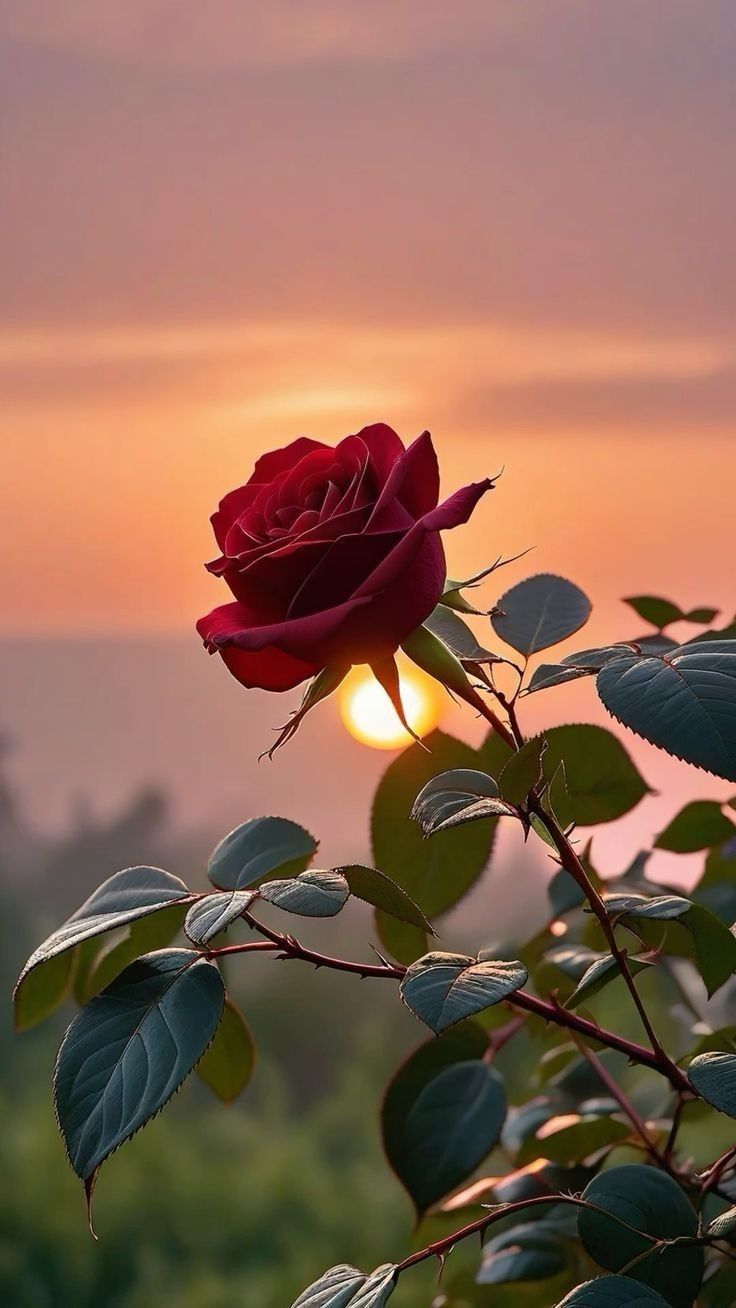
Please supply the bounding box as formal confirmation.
[338,661,443,749]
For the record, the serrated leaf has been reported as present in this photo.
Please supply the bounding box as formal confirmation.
[291,1264,397,1308]
[540,724,650,826]
[373,912,428,965]
[654,801,735,853]
[602,892,736,996]
[693,841,736,924]
[478,1221,569,1285]
[400,952,527,1034]
[184,891,256,946]
[371,732,501,933]
[567,953,653,1009]
[596,642,736,782]
[578,1165,703,1307]
[196,997,254,1103]
[258,869,349,917]
[492,574,592,656]
[382,1023,491,1214]
[394,1059,505,1215]
[412,768,520,836]
[54,949,225,1187]
[706,1205,736,1239]
[208,816,317,891]
[75,902,189,1003]
[424,605,500,664]
[14,865,193,1026]
[624,596,684,629]
[338,865,432,932]
[525,647,633,696]
[556,1277,671,1306]
[688,1051,736,1118]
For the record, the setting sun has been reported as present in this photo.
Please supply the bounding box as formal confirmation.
[338,663,443,749]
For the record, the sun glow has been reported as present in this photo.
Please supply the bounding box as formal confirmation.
[338,663,442,749]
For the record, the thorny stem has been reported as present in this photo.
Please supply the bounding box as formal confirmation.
[395,1193,668,1275]
[699,1144,736,1197]
[569,1032,676,1173]
[205,918,693,1091]
[471,687,684,1085]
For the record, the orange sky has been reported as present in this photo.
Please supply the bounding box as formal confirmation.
[2,1,734,638]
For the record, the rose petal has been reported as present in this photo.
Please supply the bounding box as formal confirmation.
[286,530,404,619]
[220,645,320,692]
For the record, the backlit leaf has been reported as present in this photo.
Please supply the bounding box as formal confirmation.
[208,816,317,891]
[54,949,225,1188]
[492,574,592,656]
[184,891,256,946]
[196,997,254,1103]
[624,596,684,630]
[596,642,736,782]
[654,801,735,853]
[541,724,650,826]
[602,892,736,996]
[258,869,349,917]
[400,952,527,1034]
[688,1052,736,1118]
[412,768,520,835]
[498,737,547,804]
[338,865,432,932]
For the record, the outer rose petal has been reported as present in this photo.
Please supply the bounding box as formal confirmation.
[369,430,439,525]
[220,645,320,692]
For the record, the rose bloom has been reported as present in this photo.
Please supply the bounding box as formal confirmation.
[197,424,492,693]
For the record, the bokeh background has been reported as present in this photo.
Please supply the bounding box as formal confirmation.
[1,3,734,1304]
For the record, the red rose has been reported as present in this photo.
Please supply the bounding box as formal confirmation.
[197,424,492,693]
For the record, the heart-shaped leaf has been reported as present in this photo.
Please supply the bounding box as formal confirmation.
[688,1051,736,1118]
[54,949,225,1194]
[596,642,736,782]
[208,816,317,891]
[14,865,193,1027]
[258,870,349,917]
[184,891,256,946]
[400,952,528,1034]
[578,1165,703,1307]
[492,574,592,656]
[411,769,520,836]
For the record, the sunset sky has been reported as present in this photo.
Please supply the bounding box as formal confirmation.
[2,0,734,640]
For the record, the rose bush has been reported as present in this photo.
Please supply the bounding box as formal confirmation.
[196,424,493,692]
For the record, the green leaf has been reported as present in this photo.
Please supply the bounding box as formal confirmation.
[54,949,225,1189]
[688,1051,736,1118]
[521,1113,631,1164]
[13,865,193,1026]
[491,574,592,656]
[525,647,634,696]
[208,816,317,891]
[602,892,736,996]
[557,1277,671,1306]
[400,951,527,1034]
[541,724,651,826]
[412,768,520,835]
[196,997,254,1103]
[567,953,654,1009]
[685,606,719,624]
[258,869,349,917]
[382,1023,491,1214]
[424,605,500,664]
[624,596,684,630]
[391,1059,505,1215]
[371,732,500,925]
[499,737,547,804]
[596,642,736,782]
[291,1265,398,1308]
[14,948,76,1032]
[338,865,432,932]
[693,841,736,924]
[548,867,586,916]
[74,902,189,1003]
[184,891,255,946]
[578,1165,703,1307]
[478,1221,569,1285]
[654,801,735,852]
